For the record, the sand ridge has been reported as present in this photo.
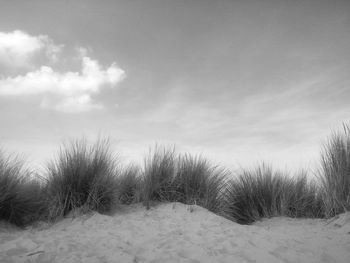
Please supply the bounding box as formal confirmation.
[0,202,349,263]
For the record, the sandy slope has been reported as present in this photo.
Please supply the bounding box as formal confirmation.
[0,202,349,263]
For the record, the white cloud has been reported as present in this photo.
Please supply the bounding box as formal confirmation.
[0,30,126,113]
[0,57,124,96]
[0,30,62,67]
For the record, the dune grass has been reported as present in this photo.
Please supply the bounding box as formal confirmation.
[141,146,177,207]
[172,154,227,214]
[1,123,350,227]
[283,171,324,218]
[141,147,227,213]
[320,124,350,217]
[45,138,120,219]
[223,165,324,224]
[117,164,141,204]
[0,150,46,227]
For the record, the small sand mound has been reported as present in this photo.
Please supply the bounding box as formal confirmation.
[0,202,349,263]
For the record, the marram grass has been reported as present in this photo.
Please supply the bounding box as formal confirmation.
[141,148,227,214]
[0,124,349,226]
[45,138,120,219]
[0,150,46,227]
[320,124,350,217]
[223,165,324,224]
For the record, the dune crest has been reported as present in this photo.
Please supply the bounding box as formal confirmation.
[1,203,350,263]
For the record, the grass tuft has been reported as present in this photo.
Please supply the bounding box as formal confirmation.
[117,164,141,204]
[141,147,227,213]
[141,146,176,207]
[45,138,119,219]
[172,154,227,214]
[320,124,350,217]
[283,171,324,219]
[0,150,45,227]
[223,165,323,224]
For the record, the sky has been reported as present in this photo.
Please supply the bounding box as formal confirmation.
[0,0,349,173]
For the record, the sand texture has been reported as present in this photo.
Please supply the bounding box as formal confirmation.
[0,202,349,263]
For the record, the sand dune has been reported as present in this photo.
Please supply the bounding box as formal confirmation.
[0,202,349,263]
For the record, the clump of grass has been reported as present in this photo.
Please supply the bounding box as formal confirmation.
[141,147,227,213]
[141,146,176,207]
[45,138,119,219]
[117,164,141,204]
[320,124,350,217]
[283,171,324,218]
[0,150,45,227]
[172,154,227,214]
[223,165,324,224]
[223,165,286,224]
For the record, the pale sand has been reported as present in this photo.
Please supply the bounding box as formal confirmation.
[0,203,349,263]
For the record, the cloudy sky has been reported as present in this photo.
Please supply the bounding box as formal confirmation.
[0,0,349,172]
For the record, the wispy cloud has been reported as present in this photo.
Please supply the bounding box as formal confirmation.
[0,30,125,113]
